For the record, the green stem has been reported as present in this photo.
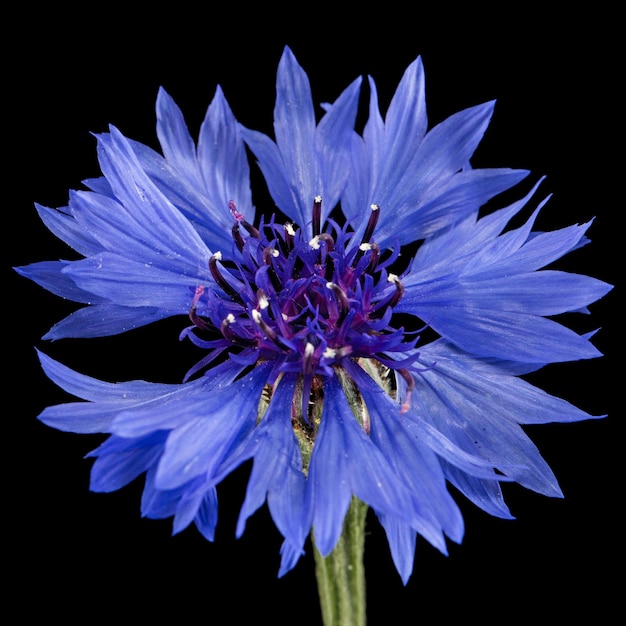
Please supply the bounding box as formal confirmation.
[313,497,368,626]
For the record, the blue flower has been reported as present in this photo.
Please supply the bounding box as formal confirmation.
[16,46,611,583]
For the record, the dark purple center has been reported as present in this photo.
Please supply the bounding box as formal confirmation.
[183,197,419,409]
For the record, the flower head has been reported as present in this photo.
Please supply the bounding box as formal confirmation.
[16,46,611,583]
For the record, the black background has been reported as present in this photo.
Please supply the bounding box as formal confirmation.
[5,6,621,624]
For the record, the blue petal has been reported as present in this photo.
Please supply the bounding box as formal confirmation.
[141,467,183,519]
[68,188,204,273]
[272,46,317,225]
[345,360,464,550]
[278,538,307,578]
[239,127,292,221]
[443,461,513,519]
[36,351,206,433]
[172,483,208,535]
[235,375,311,555]
[360,66,528,243]
[111,361,244,437]
[313,77,362,222]
[14,260,100,304]
[405,101,496,190]
[82,175,113,196]
[380,167,529,244]
[154,364,270,490]
[43,303,174,340]
[372,56,428,199]
[432,271,610,315]
[417,341,603,425]
[400,181,612,362]
[95,127,211,265]
[155,87,203,185]
[128,139,236,252]
[410,303,604,363]
[64,253,208,309]
[36,350,180,402]
[88,433,166,492]
[35,202,102,257]
[39,401,127,434]
[407,178,546,273]
[307,372,419,556]
[342,57,529,245]
[411,341,601,496]
[141,470,218,541]
[151,85,255,251]
[193,488,219,541]
[243,46,361,234]
[342,59,428,237]
[478,221,601,277]
[408,183,595,280]
[376,515,418,584]
[196,86,255,224]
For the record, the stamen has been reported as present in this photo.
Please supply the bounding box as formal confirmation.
[303,341,316,374]
[220,313,239,343]
[232,223,245,252]
[357,242,381,274]
[257,289,270,310]
[284,223,296,251]
[387,273,405,308]
[209,253,241,301]
[228,200,259,238]
[362,204,380,245]
[317,233,335,252]
[323,347,337,359]
[312,195,322,237]
[263,247,280,264]
[228,200,245,222]
[242,221,260,238]
[326,282,350,319]
[366,242,381,272]
[335,345,353,359]
[262,246,282,293]
[252,309,285,350]
[189,285,211,331]
[353,205,380,267]
[191,285,204,308]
